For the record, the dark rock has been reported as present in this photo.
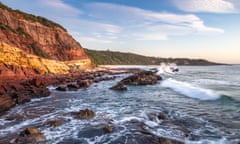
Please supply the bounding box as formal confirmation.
[56,86,67,91]
[0,94,16,114]
[121,70,162,85]
[103,125,113,133]
[110,82,127,91]
[16,128,46,143]
[158,112,166,120]
[147,112,167,122]
[67,83,81,90]
[48,120,63,127]
[110,120,184,144]
[16,93,31,104]
[77,80,93,88]
[71,109,95,119]
[30,78,46,87]
[30,87,50,98]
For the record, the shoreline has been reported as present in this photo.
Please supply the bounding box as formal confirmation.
[0,67,141,115]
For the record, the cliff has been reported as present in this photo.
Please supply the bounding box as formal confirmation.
[0,2,88,61]
[0,2,91,80]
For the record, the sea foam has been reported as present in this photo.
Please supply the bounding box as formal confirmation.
[161,78,221,100]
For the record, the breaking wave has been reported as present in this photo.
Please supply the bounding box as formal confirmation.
[161,78,221,100]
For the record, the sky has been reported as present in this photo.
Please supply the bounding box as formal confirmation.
[1,0,240,64]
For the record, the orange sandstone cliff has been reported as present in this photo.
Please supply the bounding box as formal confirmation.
[0,2,91,80]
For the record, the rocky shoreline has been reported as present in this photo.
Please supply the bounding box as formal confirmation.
[0,67,147,115]
[0,68,187,144]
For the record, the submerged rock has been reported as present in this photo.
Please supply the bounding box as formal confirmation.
[158,112,166,120]
[71,109,95,119]
[67,83,81,90]
[15,128,46,143]
[103,125,113,133]
[48,120,63,127]
[111,120,184,144]
[56,85,67,91]
[110,82,127,91]
[121,70,162,85]
[77,80,93,88]
[0,94,16,114]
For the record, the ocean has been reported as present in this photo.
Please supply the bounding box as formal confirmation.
[0,65,240,144]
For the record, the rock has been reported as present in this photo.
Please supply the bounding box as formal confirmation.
[67,83,81,90]
[110,82,127,91]
[30,87,50,98]
[71,109,95,119]
[48,120,63,127]
[111,120,184,144]
[121,70,162,85]
[16,128,46,143]
[30,78,46,87]
[0,94,16,114]
[147,112,167,122]
[77,80,93,88]
[103,125,113,133]
[56,85,67,91]
[16,93,31,104]
[158,112,166,120]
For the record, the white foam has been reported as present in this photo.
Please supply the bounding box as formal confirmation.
[186,137,229,144]
[157,63,178,75]
[115,116,142,124]
[161,78,221,100]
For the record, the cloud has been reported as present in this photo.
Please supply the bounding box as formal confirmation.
[172,0,238,13]
[85,2,224,40]
[0,0,225,43]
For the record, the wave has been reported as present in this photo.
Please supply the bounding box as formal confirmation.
[161,78,221,100]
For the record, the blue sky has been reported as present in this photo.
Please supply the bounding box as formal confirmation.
[1,0,240,63]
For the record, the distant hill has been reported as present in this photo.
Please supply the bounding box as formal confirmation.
[84,48,221,66]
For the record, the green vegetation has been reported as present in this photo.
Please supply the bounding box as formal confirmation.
[0,2,66,31]
[16,27,31,38]
[0,22,14,32]
[28,43,50,59]
[0,23,31,38]
[84,48,220,66]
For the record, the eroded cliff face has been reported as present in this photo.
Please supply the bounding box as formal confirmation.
[0,42,91,80]
[0,2,92,80]
[0,4,88,61]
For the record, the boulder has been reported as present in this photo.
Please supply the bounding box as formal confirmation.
[158,112,166,120]
[110,82,127,91]
[67,83,81,90]
[56,85,67,91]
[30,87,50,98]
[121,70,162,85]
[77,80,93,88]
[48,120,63,127]
[30,78,46,87]
[111,120,184,144]
[103,125,113,133]
[16,93,31,104]
[0,94,16,114]
[15,128,46,143]
[71,109,95,119]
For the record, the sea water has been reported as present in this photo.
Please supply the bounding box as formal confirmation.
[0,65,240,144]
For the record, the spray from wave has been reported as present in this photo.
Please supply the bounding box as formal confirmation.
[161,78,221,100]
[157,63,179,75]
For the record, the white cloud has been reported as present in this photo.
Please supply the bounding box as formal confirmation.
[0,0,225,43]
[173,0,238,13]
[85,2,224,40]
